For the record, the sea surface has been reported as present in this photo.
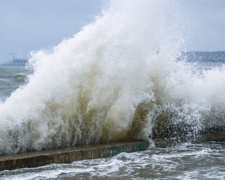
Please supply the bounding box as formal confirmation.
[1,52,225,179]
[0,66,29,101]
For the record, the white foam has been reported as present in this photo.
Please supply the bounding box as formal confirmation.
[0,0,225,154]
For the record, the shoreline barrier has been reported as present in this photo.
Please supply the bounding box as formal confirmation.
[0,141,149,171]
[1,127,225,171]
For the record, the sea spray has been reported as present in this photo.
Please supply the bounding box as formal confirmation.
[0,0,225,154]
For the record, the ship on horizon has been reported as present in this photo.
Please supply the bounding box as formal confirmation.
[1,53,28,66]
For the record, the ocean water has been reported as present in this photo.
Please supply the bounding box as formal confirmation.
[1,0,225,179]
[0,67,29,101]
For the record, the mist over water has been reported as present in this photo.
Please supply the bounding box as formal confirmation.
[0,0,225,155]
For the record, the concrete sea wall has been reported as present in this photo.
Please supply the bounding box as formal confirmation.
[1,127,224,171]
[0,141,149,171]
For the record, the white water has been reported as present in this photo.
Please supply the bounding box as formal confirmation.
[0,0,225,154]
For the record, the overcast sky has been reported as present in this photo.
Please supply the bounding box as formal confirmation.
[179,0,225,52]
[0,0,102,62]
[0,0,225,62]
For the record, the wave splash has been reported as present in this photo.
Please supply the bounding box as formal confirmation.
[0,0,225,154]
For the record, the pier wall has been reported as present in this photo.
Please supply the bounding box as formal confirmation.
[0,141,149,171]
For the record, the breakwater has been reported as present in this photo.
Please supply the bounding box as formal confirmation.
[0,141,149,171]
[1,126,225,171]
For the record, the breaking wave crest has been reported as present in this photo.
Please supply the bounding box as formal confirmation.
[1,0,225,154]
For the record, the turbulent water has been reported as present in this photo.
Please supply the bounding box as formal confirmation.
[0,67,29,101]
[1,0,225,179]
